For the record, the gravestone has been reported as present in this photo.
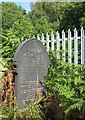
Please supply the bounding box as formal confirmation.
[13,38,49,108]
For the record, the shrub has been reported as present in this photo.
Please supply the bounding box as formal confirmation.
[45,51,85,118]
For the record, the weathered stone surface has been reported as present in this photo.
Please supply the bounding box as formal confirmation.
[13,38,49,108]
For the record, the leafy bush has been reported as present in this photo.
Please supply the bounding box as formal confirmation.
[1,30,21,61]
[46,51,85,116]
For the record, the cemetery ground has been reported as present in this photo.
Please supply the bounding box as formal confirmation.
[0,56,85,120]
[1,29,85,119]
[1,2,85,119]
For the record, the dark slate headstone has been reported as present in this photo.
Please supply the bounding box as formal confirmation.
[13,38,49,108]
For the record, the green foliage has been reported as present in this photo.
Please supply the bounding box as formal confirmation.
[2,2,26,30]
[1,106,18,119]
[2,2,85,37]
[1,101,44,119]
[2,2,35,36]
[46,51,85,114]
[12,17,35,39]
[0,58,8,79]
[33,17,53,34]
[2,2,85,63]
[80,14,85,28]
[23,100,44,119]
[1,29,21,60]
[1,2,36,64]
[30,2,85,31]
[59,3,85,30]
[1,1,85,119]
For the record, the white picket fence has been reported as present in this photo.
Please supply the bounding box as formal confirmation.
[33,27,85,65]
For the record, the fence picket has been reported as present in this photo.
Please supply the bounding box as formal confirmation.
[74,28,78,65]
[51,32,54,52]
[37,34,40,41]
[46,33,49,52]
[56,31,60,59]
[41,33,45,46]
[81,27,84,64]
[68,29,72,63]
[33,35,35,38]
[62,30,66,62]
[34,28,85,65]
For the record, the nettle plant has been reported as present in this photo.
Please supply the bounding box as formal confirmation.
[46,51,85,115]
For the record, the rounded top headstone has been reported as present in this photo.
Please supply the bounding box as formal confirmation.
[13,38,49,108]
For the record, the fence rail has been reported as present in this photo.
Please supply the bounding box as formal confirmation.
[33,27,85,65]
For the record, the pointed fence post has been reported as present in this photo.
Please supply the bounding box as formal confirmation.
[51,32,54,52]
[37,34,40,41]
[46,33,49,52]
[33,27,85,65]
[41,33,45,46]
[33,35,35,38]
[81,27,85,64]
[74,28,78,65]
[56,31,60,60]
[68,29,72,63]
[62,30,66,62]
